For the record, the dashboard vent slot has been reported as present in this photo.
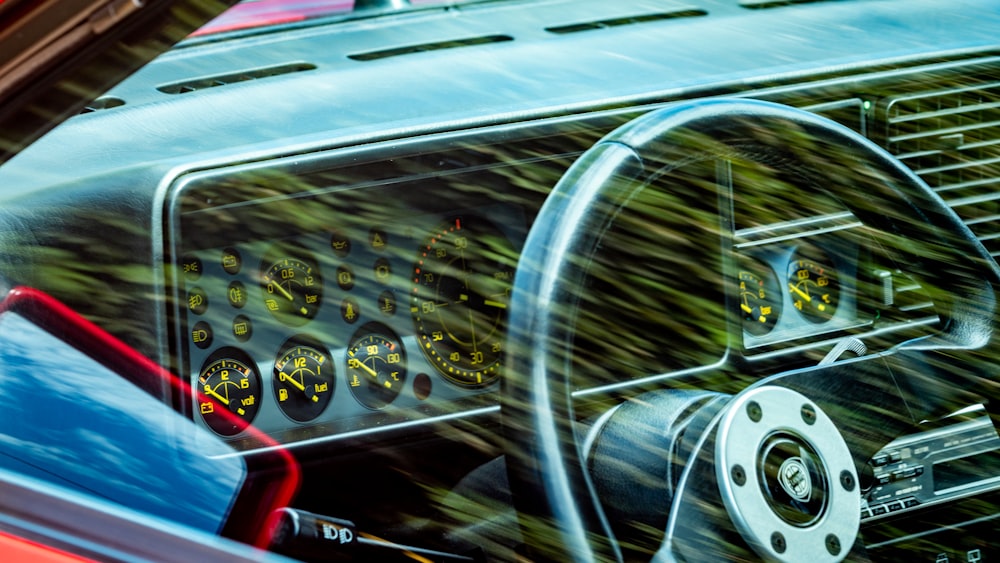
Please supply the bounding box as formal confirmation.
[740,0,828,8]
[347,35,513,62]
[157,62,316,95]
[80,96,125,114]
[545,10,707,35]
[883,78,1000,258]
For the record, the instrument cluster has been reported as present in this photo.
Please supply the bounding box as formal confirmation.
[736,237,864,349]
[173,175,526,450]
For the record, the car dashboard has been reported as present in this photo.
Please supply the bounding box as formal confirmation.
[171,144,540,448]
[169,114,939,453]
[1,0,999,559]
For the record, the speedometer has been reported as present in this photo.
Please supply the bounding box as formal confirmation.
[411,216,514,387]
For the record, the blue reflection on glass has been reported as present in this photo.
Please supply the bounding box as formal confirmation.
[0,312,245,533]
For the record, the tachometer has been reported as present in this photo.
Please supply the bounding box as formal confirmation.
[198,349,262,437]
[411,216,514,387]
[787,253,839,323]
[273,339,334,422]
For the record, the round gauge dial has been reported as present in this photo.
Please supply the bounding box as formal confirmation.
[787,255,839,323]
[412,216,514,387]
[346,324,406,410]
[738,263,781,336]
[273,339,334,422]
[198,349,262,436]
[261,253,323,326]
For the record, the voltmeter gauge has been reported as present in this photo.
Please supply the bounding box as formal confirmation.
[346,324,406,410]
[197,349,261,437]
[273,339,334,422]
[738,263,781,336]
[787,253,839,323]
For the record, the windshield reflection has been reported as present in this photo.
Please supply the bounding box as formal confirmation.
[192,0,488,37]
[0,311,246,534]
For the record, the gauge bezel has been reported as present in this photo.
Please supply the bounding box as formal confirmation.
[345,322,407,410]
[197,347,262,437]
[737,256,782,337]
[259,246,324,327]
[411,215,514,388]
[272,336,335,423]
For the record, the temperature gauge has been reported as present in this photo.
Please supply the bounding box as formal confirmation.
[346,324,406,410]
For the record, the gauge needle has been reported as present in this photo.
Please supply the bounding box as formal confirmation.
[272,282,294,301]
[788,283,812,303]
[279,372,306,392]
[203,386,230,406]
[740,303,753,314]
[351,356,379,378]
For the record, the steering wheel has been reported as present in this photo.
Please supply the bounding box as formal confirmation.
[502,99,1000,561]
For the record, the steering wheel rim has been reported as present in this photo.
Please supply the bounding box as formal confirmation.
[502,98,1000,561]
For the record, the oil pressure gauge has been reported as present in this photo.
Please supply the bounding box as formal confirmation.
[260,249,323,327]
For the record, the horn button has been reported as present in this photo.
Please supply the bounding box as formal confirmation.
[759,432,828,527]
[716,385,860,561]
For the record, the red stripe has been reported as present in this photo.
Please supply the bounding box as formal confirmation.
[0,531,93,563]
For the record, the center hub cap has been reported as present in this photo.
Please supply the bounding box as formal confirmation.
[715,385,859,562]
[779,457,811,501]
[760,434,828,527]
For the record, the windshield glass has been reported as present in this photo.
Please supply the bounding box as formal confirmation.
[192,0,481,36]
[3,0,1000,560]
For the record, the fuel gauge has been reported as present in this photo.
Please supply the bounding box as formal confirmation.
[738,261,781,336]
[273,339,334,422]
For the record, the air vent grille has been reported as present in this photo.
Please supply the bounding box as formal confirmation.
[347,35,513,62]
[804,97,866,135]
[545,10,707,35]
[80,96,125,114]
[883,78,1000,257]
[740,0,827,9]
[157,62,316,95]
